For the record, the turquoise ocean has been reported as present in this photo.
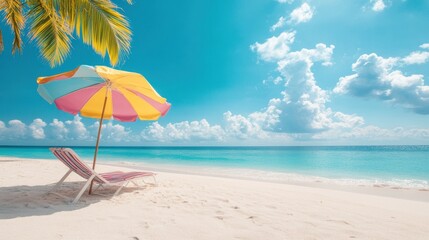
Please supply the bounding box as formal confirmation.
[1,145,428,189]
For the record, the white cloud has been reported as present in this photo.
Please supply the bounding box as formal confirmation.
[47,116,92,141]
[263,76,283,85]
[402,51,429,65]
[95,122,132,142]
[288,3,314,25]
[251,32,361,134]
[371,0,386,12]
[223,111,268,139]
[420,43,429,49]
[250,28,363,134]
[277,0,294,3]
[141,111,283,144]
[29,119,47,139]
[142,119,225,143]
[65,115,90,140]
[334,53,398,96]
[267,43,361,133]
[0,119,46,141]
[0,120,27,140]
[313,125,429,142]
[270,16,286,32]
[49,119,69,140]
[335,53,429,114]
[251,31,296,62]
[8,120,27,138]
[330,112,365,129]
[273,76,283,85]
[0,116,135,144]
[280,43,335,66]
[0,115,427,145]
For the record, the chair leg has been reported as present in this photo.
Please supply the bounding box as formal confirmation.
[131,180,139,187]
[50,169,73,193]
[72,175,96,204]
[113,181,129,196]
[93,183,104,192]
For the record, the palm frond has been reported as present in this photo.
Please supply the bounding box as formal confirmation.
[27,0,71,67]
[75,0,131,66]
[0,0,25,53]
[53,0,76,32]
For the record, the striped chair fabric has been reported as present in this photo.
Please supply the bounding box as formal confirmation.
[49,147,156,203]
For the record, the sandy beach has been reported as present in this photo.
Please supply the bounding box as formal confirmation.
[1,157,428,240]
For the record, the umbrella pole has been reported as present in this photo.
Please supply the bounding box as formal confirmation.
[88,93,108,195]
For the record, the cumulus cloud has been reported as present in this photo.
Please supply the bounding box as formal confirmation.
[271,44,363,133]
[91,121,132,142]
[49,119,69,140]
[288,3,314,25]
[420,43,429,49]
[29,119,47,139]
[270,16,286,32]
[141,110,283,143]
[250,28,365,134]
[370,0,386,12]
[280,43,335,66]
[9,120,27,138]
[65,115,90,140]
[141,111,287,143]
[334,54,399,97]
[0,115,427,145]
[334,53,429,114]
[251,31,296,62]
[223,111,270,139]
[142,119,225,143]
[402,51,429,65]
[0,120,27,140]
[0,116,138,144]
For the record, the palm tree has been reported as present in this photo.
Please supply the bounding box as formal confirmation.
[0,0,132,67]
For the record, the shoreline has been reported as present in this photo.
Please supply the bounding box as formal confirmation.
[2,156,429,202]
[1,145,428,193]
[107,160,429,203]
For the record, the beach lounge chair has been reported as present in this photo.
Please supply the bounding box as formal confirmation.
[49,147,156,204]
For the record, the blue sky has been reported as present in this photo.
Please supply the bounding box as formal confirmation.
[0,0,428,146]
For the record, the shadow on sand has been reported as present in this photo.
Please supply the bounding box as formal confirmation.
[0,181,145,219]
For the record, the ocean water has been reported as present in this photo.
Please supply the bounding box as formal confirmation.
[1,145,428,189]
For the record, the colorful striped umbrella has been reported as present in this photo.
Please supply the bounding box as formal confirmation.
[37,65,170,121]
[37,65,171,193]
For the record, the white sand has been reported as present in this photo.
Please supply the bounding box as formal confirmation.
[1,157,428,240]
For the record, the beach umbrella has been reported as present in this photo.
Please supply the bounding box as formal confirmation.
[37,65,171,192]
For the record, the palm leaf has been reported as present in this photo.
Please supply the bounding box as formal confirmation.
[54,0,77,32]
[27,0,71,67]
[0,0,25,53]
[74,0,131,66]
